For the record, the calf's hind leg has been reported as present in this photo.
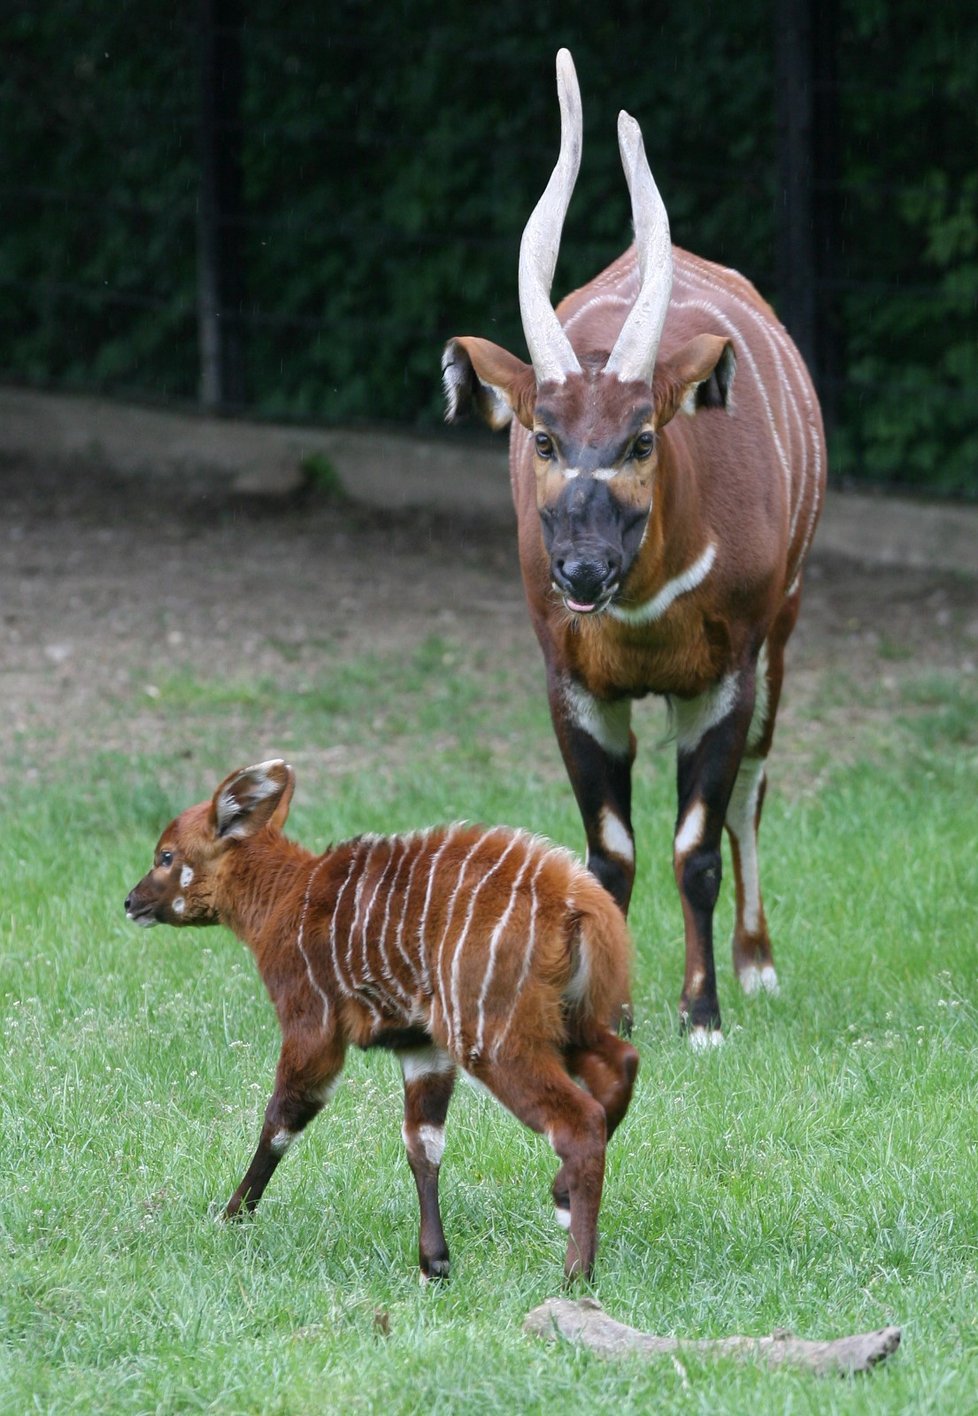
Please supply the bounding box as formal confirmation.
[553,1030,638,1227]
[480,1048,608,1279]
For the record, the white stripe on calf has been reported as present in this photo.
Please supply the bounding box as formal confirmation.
[296,855,333,1029]
[448,831,522,1054]
[491,854,547,1061]
[473,841,534,1060]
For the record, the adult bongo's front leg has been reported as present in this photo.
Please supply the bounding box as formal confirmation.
[671,671,756,1043]
[548,668,636,914]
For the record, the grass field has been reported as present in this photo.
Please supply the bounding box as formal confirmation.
[2,636,977,1413]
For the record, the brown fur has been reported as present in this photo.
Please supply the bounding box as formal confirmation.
[444,98,825,1038]
[125,760,637,1280]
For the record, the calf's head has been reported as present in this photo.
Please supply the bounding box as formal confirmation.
[124,759,294,929]
[442,49,733,615]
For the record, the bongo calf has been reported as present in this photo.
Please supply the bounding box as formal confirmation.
[125,759,637,1280]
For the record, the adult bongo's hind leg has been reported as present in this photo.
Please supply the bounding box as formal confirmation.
[727,590,799,995]
[479,1048,608,1279]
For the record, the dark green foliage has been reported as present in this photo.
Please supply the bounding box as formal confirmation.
[0,0,974,493]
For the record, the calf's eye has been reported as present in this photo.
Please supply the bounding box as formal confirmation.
[160,851,174,868]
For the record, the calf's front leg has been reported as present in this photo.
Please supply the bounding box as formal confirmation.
[398,1046,457,1280]
[224,1037,345,1219]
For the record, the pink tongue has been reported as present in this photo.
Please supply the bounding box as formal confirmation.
[566,598,597,613]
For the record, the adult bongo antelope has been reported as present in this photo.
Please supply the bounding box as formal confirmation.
[125,759,637,1280]
[442,51,825,1042]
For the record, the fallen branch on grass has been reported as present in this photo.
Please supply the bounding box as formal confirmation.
[524,1298,901,1377]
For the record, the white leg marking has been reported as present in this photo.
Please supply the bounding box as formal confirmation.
[747,642,770,754]
[400,1046,455,1083]
[672,673,739,755]
[562,680,632,757]
[674,800,706,860]
[609,543,717,625]
[689,1026,725,1050]
[417,1124,445,1167]
[269,1128,295,1155]
[726,760,765,936]
[760,965,779,994]
[598,806,634,865]
[555,1205,572,1231]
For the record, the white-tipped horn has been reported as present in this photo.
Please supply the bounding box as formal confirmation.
[517,49,584,385]
[605,111,674,385]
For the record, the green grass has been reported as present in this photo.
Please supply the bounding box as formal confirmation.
[2,643,977,1412]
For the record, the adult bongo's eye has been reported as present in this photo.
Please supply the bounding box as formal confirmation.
[632,432,655,460]
[535,432,554,459]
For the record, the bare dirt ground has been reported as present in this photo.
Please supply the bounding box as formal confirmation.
[2,452,976,790]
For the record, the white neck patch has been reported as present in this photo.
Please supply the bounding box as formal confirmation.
[608,542,716,626]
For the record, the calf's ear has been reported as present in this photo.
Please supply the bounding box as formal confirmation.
[442,336,537,430]
[212,759,295,840]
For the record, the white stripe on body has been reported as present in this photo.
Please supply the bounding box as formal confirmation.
[447,830,524,1054]
[672,258,823,581]
[472,840,536,1061]
[343,840,385,1028]
[431,830,492,1046]
[295,855,333,1030]
[328,845,365,1003]
[372,834,418,1011]
[490,853,548,1062]
[416,825,463,994]
[391,831,429,1001]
